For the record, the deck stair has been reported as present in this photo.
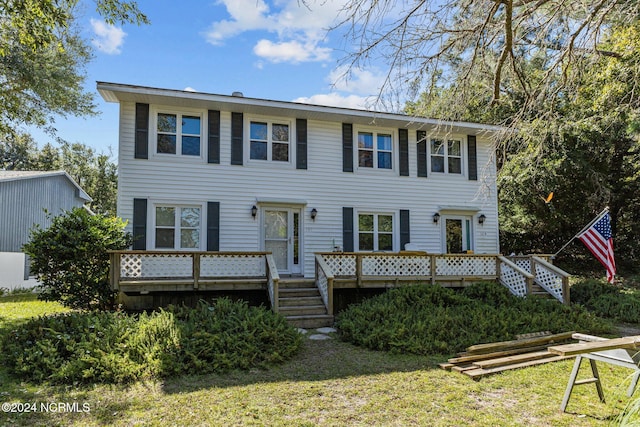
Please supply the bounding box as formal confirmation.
[278,278,334,328]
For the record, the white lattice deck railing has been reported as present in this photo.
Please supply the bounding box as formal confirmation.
[317,252,499,281]
[315,254,334,314]
[316,252,571,305]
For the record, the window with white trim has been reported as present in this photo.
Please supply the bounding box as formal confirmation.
[154,205,201,249]
[358,131,393,169]
[358,213,394,251]
[156,112,202,156]
[430,138,462,174]
[250,121,290,162]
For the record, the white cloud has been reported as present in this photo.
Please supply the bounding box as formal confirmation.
[292,93,373,110]
[292,65,391,111]
[253,39,331,63]
[183,87,197,92]
[328,66,388,95]
[204,0,345,63]
[90,18,126,55]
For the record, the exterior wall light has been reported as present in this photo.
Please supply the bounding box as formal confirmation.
[478,214,486,225]
[310,208,318,221]
[251,205,258,218]
[433,213,440,224]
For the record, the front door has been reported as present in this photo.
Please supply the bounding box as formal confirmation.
[443,216,472,253]
[263,208,301,274]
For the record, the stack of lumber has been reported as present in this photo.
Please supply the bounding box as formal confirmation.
[440,331,576,380]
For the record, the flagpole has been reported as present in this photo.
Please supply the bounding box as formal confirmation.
[552,207,609,258]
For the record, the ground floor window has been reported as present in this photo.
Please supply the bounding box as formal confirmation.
[154,205,201,249]
[358,213,394,251]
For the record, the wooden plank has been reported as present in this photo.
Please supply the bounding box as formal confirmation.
[448,344,551,364]
[452,364,476,373]
[516,331,551,340]
[438,363,455,371]
[472,350,555,369]
[463,355,572,379]
[465,331,576,354]
[548,337,640,356]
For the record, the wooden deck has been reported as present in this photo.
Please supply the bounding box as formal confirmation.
[109,251,571,317]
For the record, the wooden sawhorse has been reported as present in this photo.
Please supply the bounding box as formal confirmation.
[549,333,640,412]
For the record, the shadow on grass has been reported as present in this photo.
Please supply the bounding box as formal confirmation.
[161,334,442,395]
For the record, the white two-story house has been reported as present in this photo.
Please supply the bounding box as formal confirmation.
[98,82,502,279]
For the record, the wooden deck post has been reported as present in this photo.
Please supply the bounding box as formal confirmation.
[109,252,120,291]
[430,255,436,285]
[562,276,570,305]
[192,253,200,289]
[356,254,362,288]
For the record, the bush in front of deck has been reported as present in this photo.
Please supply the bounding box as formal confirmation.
[23,207,132,311]
[1,298,302,384]
[335,282,613,355]
[571,278,640,324]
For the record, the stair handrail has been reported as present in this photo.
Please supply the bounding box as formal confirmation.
[265,253,280,312]
[497,255,535,297]
[531,256,571,305]
[315,254,335,315]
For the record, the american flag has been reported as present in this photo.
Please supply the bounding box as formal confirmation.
[577,211,616,283]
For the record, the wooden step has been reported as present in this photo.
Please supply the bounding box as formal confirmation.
[279,279,317,289]
[285,314,334,329]
[278,305,327,316]
[279,288,320,298]
[279,296,324,307]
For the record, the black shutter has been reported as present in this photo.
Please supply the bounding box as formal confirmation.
[342,207,354,252]
[400,210,410,250]
[399,128,409,176]
[342,123,353,172]
[417,130,427,178]
[296,118,307,169]
[231,112,243,165]
[132,198,147,250]
[207,202,220,251]
[208,110,220,164]
[468,135,478,181]
[134,103,149,159]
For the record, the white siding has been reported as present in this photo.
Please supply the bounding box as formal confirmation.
[117,101,499,277]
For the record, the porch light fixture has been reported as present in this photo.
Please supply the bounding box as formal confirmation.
[310,208,318,221]
[433,213,440,224]
[478,214,486,225]
[251,205,258,218]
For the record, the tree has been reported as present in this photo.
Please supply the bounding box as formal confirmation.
[23,207,132,311]
[401,18,640,272]
[0,0,148,139]
[332,0,640,118]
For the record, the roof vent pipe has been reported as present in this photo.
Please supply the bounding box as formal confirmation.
[232,91,244,97]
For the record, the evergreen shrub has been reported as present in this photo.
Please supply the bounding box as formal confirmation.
[0,298,302,384]
[336,282,612,355]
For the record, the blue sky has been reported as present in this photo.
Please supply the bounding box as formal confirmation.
[30,0,391,154]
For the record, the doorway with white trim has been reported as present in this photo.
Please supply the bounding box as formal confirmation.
[261,207,302,275]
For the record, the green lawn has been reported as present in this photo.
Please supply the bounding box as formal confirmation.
[0,294,637,426]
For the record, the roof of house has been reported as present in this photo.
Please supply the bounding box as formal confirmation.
[97,81,506,137]
[0,170,93,202]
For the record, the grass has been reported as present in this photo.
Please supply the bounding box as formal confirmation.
[1,294,638,426]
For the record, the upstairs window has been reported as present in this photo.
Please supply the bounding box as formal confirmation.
[431,139,462,174]
[156,113,202,156]
[358,132,393,169]
[250,121,290,162]
[154,205,201,249]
